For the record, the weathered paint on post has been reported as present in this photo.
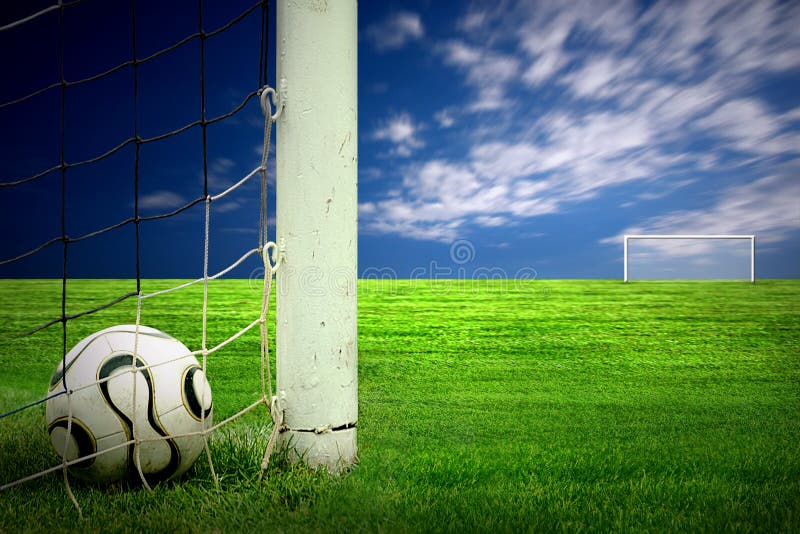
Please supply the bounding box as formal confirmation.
[275,0,358,471]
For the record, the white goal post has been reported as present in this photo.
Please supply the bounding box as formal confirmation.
[275,0,358,471]
[623,234,755,283]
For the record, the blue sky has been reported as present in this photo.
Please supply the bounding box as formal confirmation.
[1,0,799,279]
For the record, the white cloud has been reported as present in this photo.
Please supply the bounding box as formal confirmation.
[363,204,464,242]
[373,115,415,143]
[393,145,412,158]
[360,161,483,241]
[214,200,241,214]
[440,40,520,111]
[139,190,185,210]
[707,1,800,74]
[360,167,383,183]
[408,160,480,201]
[369,82,389,94]
[601,174,800,251]
[470,142,540,180]
[785,108,800,123]
[206,157,237,190]
[563,55,637,99]
[361,106,690,241]
[458,11,489,32]
[475,215,510,227]
[372,113,423,157]
[434,109,456,128]
[635,179,696,202]
[516,0,637,86]
[365,11,424,51]
[442,40,482,66]
[697,99,800,156]
[518,9,572,86]
[361,0,800,246]
[522,52,567,87]
[359,202,376,216]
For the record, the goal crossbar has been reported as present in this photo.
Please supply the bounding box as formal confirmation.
[623,234,755,283]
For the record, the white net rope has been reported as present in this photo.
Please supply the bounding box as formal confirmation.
[0,0,284,516]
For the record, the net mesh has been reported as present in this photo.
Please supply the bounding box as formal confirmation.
[0,0,281,514]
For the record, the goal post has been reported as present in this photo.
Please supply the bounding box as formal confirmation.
[623,234,755,283]
[275,0,358,471]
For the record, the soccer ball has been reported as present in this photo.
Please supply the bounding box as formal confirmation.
[45,325,213,484]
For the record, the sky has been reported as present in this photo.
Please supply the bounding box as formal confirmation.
[1,0,799,280]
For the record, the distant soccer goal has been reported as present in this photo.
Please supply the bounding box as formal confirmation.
[623,235,755,283]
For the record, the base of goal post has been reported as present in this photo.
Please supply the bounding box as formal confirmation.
[279,428,357,474]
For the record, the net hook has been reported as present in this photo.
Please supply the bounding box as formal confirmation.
[263,240,282,274]
[259,86,282,121]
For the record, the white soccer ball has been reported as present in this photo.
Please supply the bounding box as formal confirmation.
[45,325,213,484]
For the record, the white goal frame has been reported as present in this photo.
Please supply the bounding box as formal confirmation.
[275,0,358,471]
[623,234,755,283]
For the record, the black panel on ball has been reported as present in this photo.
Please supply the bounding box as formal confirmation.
[183,365,212,421]
[48,418,97,469]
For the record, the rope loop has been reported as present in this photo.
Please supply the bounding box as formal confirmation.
[259,86,282,121]
[262,240,282,274]
[270,395,284,428]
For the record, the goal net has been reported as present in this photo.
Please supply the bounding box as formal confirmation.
[624,235,756,282]
[0,0,283,513]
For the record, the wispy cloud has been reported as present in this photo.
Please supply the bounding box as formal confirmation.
[697,99,800,157]
[360,159,558,242]
[628,179,697,205]
[440,39,520,111]
[214,200,241,214]
[206,157,237,191]
[601,173,800,255]
[139,190,185,210]
[365,11,424,52]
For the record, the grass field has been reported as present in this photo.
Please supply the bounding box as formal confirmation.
[1,279,798,532]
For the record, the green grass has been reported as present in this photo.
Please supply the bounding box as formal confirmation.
[1,279,798,532]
